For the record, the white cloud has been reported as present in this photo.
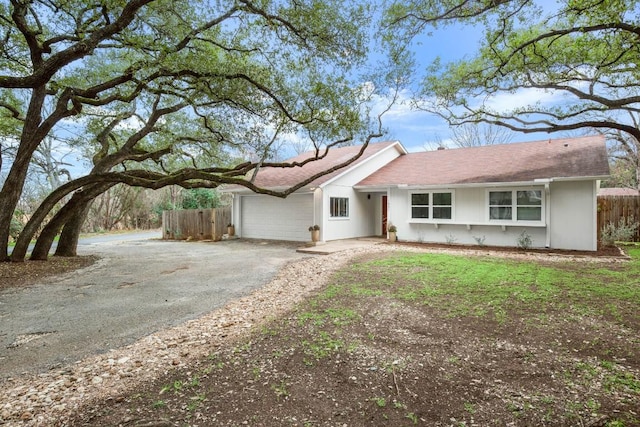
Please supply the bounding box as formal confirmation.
[484,87,569,112]
[367,89,452,150]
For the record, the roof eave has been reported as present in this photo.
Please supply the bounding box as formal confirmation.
[320,141,406,189]
[221,185,314,194]
[537,174,610,182]
[355,175,609,191]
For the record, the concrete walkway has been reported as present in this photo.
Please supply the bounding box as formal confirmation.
[296,237,386,254]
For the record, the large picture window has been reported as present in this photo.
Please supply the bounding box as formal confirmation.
[489,189,542,222]
[330,197,349,218]
[410,191,453,220]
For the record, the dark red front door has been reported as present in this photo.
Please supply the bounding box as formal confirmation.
[382,195,388,234]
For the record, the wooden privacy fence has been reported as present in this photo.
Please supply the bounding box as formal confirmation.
[162,207,231,241]
[597,195,640,242]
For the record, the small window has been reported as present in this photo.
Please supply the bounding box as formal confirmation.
[411,193,430,219]
[489,191,512,220]
[330,197,349,218]
[410,191,453,220]
[517,190,542,221]
[432,192,452,219]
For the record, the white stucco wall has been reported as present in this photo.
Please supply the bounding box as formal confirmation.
[386,183,596,250]
[548,180,597,251]
[230,143,405,243]
[317,144,404,241]
[321,187,377,241]
[387,187,544,248]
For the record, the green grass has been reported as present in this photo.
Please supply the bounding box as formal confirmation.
[276,247,639,422]
[301,331,346,359]
[356,251,640,321]
[110,246,639,427]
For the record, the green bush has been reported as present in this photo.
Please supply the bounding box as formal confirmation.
[516,230,532,250]
[9,216,22,241]
[601,216,639,246]
[152,200,176,218]
[181,189,220,209]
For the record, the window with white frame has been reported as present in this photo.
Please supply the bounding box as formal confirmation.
[410,191,453,220]
[489,189,542,222]
[330,197,349,218]
[433,192,453,219]
[411,193,430,218]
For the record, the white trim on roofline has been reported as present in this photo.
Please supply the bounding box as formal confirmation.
[534,175,610,182]
[221,140,407,194]
[318,140,407,189]
[354,175,609,191]
[355,181,543,191]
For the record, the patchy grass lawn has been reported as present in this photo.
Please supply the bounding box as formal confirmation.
[68,248,640,427]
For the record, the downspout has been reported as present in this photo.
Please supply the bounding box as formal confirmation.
[232,193,237,237]
[593,180,600,251]
[312,188,317,239]
[545,182,551,248]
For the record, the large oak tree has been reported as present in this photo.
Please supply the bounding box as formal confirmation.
[387,0,640,181]
[1,0,400,261]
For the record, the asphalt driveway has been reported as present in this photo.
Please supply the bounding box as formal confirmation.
[0,234,309,378]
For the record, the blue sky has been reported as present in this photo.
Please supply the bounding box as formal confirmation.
[378,2,566,153]
[18,2,567,180]
[378,25,483,152]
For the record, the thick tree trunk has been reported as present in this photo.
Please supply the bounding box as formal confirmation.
[55,182,116,257]
[54,203,93,257]
[0,134,44,259]
[29,218,63,261]
[0,177,26,261]
[30,183,114,260]
[0,148,41,261]
[10,177,97,262]
[0,87,48,260]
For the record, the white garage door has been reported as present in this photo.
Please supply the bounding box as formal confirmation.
[241,194,314,241]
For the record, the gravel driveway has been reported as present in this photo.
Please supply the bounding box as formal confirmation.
[0,235,308,378]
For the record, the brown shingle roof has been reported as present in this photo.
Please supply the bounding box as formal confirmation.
[237,141,402,190]
[357,136,609,187]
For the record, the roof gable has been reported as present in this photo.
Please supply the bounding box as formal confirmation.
[237,141,404,190]
[357,136,610,187]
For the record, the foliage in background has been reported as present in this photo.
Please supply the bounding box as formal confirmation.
[387,0,640,166]
[601,129,640,190]
[9,212,22,241]
[601,216,640,246]
[180,189,221,210]
[1,0,405,261]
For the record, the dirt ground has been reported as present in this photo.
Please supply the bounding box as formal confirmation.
[0,256,98,291]
[52,245,638,427]
[1,243,638,427]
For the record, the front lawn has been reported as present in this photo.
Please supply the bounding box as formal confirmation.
[68,247,640,426]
